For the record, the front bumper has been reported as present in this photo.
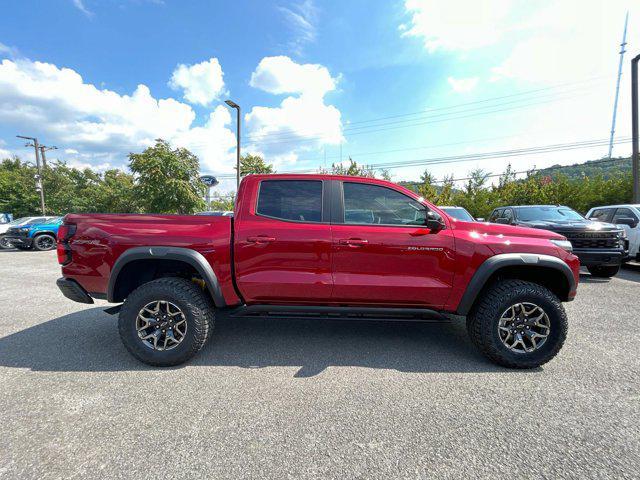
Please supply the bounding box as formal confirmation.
[4,235,33,248]
[56,278,94,304]
[574,249,624,268]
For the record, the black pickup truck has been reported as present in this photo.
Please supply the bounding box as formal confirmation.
[489,205,626,278]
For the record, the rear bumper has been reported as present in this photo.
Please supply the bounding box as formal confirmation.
[5,236,33,247]
[574,249,624,268]
[56,277,94,304]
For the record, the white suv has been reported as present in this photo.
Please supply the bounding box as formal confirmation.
[586,205,640,262]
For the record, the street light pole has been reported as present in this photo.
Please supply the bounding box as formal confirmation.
[17,135,46,215]
[632,54,640,203]
[225,99,241,189]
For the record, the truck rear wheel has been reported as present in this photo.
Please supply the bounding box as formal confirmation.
[586,265,620,278]
[118,277,214,366]
[466,280,568,369]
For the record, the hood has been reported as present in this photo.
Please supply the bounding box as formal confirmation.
[517,219,618,232]
[452,220,565,240]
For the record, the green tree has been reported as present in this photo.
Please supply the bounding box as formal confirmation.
[417,169,438,201]
[239,153,274,176]
[208,192,235,211]
[128,139,205,214]
[327,157,376,177]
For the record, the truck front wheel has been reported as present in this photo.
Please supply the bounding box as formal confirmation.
[466,280,568,369]
[118,277,214,366]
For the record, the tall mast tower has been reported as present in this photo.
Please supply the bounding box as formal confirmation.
[608,11,629,159]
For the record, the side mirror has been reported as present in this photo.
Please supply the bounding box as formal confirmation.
[424,211,445,232]
[475,217,485,222]
[615,217,638,228]
[495,217,511,225]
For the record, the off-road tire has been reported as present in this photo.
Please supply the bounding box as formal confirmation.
[466,279,568,369]
[587,265,620,278]
[33,234,57,251]
[118,277,215,366]
[0,237,12,249]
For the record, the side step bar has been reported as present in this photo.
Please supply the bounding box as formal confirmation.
[224,304,448,322]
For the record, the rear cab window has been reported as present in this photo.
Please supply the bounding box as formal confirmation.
[256,180,323,223]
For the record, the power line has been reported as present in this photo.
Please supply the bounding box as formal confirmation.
[211,137,631,179]
[241,76,608,143]
[240,87,600,147]
[428,155,632,185]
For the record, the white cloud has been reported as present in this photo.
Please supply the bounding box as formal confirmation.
[0,42,19,58]
[401,0,512,52]
[397,0,640,180]
[72,0,93,17]
[447,76,478,93]
[0,58,236,175]
[169,57,226,106]
[250,55,335,97]
[246,56,343,165]
[279,0,318,55]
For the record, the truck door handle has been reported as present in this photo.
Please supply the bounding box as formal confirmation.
[338,238,368,246]
[247,236,276,243]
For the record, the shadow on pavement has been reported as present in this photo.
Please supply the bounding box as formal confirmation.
[579,268,640,284]
[0,307,516,376]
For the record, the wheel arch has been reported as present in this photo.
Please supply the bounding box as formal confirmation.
[107,247,226,307]
[32,230,57,238]
[456,253,575,316]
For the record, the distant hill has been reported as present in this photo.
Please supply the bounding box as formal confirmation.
[535,156,631,180]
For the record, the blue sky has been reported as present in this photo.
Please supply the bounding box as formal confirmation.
[0,0,638,191]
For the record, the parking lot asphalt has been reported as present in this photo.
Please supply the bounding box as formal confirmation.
[0,249,639,479]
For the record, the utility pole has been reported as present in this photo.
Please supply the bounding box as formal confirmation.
[39,144,57,169]
[17,135,46,215]
[632,54,640,203]
[608,12,629,159]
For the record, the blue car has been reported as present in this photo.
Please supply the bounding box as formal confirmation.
[4,216,63,251]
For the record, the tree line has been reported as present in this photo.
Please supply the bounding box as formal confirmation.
[0,138,633,218]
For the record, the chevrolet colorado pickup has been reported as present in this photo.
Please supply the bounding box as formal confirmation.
[56,174,579,369]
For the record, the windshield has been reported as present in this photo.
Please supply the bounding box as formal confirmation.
[7,217,28,226]
[515,207,584,222]
[442,207,474,222]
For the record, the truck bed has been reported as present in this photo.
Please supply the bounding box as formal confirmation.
[62,213,238,304]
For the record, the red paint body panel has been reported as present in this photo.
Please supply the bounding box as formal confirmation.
[61,213,240,305]
[60,174,579,312]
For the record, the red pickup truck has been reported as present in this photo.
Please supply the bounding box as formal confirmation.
[56,174,579,368]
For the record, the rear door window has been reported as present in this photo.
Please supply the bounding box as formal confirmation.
[256,180,323,223]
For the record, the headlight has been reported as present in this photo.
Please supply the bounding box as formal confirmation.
[550,239,573,252]
[19,227,30,233]
[616,227,627,239]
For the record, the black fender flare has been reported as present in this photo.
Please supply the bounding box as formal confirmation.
[456,253,575,316]
[107,246,226,307]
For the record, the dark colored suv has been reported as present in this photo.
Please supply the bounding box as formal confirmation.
[489,205,626,278]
